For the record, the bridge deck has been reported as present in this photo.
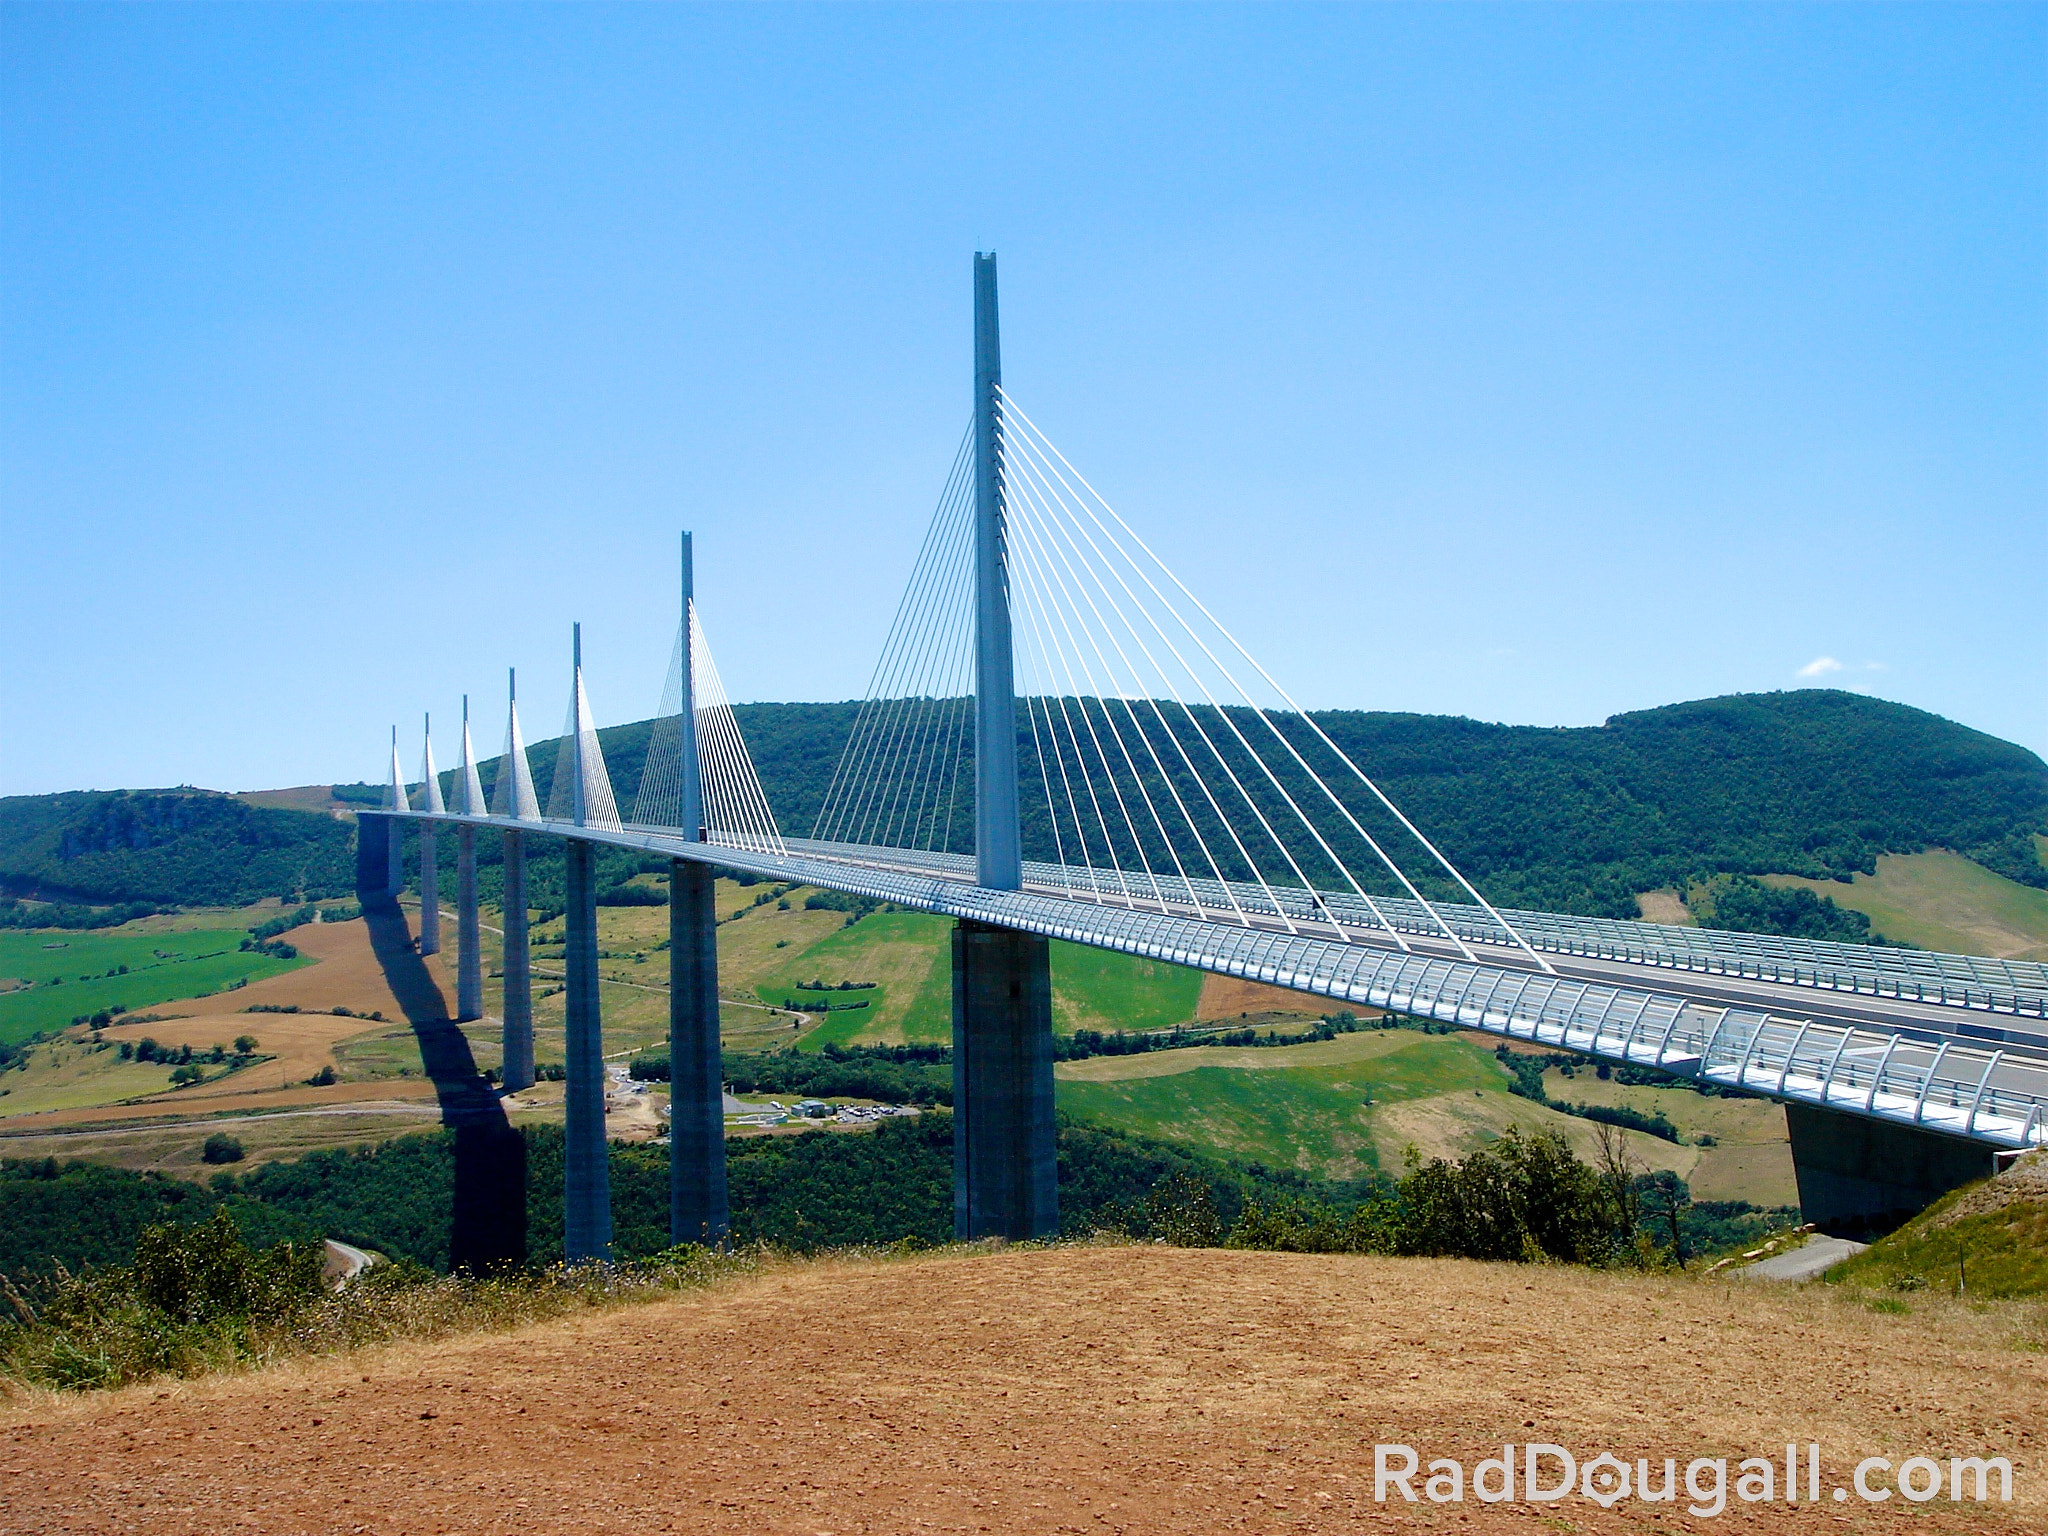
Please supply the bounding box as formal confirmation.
[389,811,2048,1151]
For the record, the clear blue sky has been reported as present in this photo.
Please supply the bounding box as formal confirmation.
[3,3,2042,797]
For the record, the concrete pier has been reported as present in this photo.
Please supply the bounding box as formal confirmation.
[417,824,440,955]
[455,826,481,1022]
[385,812,405,897]
[562,838,612,1262]
[1786,1101,1998,1237]
[355,813,391,896]
[951,919,1057,1240]
[669,858,728,1246]
[499,829,534,1092]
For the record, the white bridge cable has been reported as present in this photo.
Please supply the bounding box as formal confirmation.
[1005,485,1177,911]
[1007,445,1341,932]
[812,426,978,850]
[1004,459,1269,930]
[1010,473,1231,915]
[690,606,786,854]
[490,678,541,821]
[1014,559,1131,907]
[838,489,973,850]
[997,386,1524,965]
[630,611,692,831]
[998,385,1549,970]
[1005,492,1147,909]
[808,449,960,842]
[1004,421,1408,948]
[545,667,623,832]
[1005,408,1410,917]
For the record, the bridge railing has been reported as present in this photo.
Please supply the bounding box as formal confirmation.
[775,836,2048,1021]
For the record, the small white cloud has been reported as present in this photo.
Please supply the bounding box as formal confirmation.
[1863,661,1888,672]
[1796,656,1844,679]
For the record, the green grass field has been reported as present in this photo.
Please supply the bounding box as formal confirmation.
[1049,942,1204,1034]
[1056,1031,1506,1179]
[1766,850,2048,961]
[0,928,252,987]
[752,910,957,1047]
[739,907,1208,1051]
[1054,1030,1716,1185]
[0,929,310,1045]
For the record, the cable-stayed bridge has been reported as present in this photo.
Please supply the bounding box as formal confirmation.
[368,254,2047,1262]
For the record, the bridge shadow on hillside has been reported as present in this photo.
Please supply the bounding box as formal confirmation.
[358,889,527,1273]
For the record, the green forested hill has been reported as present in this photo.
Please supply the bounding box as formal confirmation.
[538,689,2046,917]
[4,690,2042,922]
[0,790,357,908]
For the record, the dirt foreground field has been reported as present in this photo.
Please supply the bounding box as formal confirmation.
[3,1246,2042,1535]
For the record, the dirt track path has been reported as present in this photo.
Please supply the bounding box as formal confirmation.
[3,1247,2041,1534]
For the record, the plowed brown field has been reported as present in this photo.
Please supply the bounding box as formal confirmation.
[2,1246,2039,1534]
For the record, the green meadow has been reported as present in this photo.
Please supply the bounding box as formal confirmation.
[743,907,1208,1051]
[0,928,311,1046]
[1054,1030,1504,1179]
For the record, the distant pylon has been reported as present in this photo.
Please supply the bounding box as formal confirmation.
[491,669,541,821]
[455,696,484,1022]
[384,726,406,896]
[417,714,442,955]
[457,696,487,817]
[418,715,446,815]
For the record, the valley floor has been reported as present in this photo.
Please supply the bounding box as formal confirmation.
[3,1245,2041,1534]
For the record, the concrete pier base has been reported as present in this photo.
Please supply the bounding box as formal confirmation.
[417,825,440,955]
[562,839,612,1263]
[952,920,1057,1241]
[455,826,482,1022]
[1786,1101,1998,1237]
[669,859,728,1246]
[499,830,534,1093]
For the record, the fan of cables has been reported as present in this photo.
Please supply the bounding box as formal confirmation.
[635,602,786,854]
[811,394,1546,967]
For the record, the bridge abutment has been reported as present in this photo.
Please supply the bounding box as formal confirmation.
[455,825,482,1021]
[669,859,728,1246]
[952,919,1057,1240]
[499,829,533,1092]
[562,838,612,1262]
[1786,1101,1997,1237]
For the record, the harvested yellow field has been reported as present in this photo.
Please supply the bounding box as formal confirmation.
[1196,970,1341,1020]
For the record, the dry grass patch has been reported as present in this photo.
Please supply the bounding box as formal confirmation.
[1195,972,1338,1021]
[2,1244,2040,1534]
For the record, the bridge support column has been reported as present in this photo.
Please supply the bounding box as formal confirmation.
[417,824,440,955]
[1785,1102,1997,1238]
[669,859,728,1246]
[952,920,1057,1241]
[455,826,481,1021]
[562,839,612,1262]
[499,830,533,1092]
[355,813,391,897]
[386,811,405,897]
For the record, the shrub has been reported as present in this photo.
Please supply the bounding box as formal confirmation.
[201,1134,245,1165]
